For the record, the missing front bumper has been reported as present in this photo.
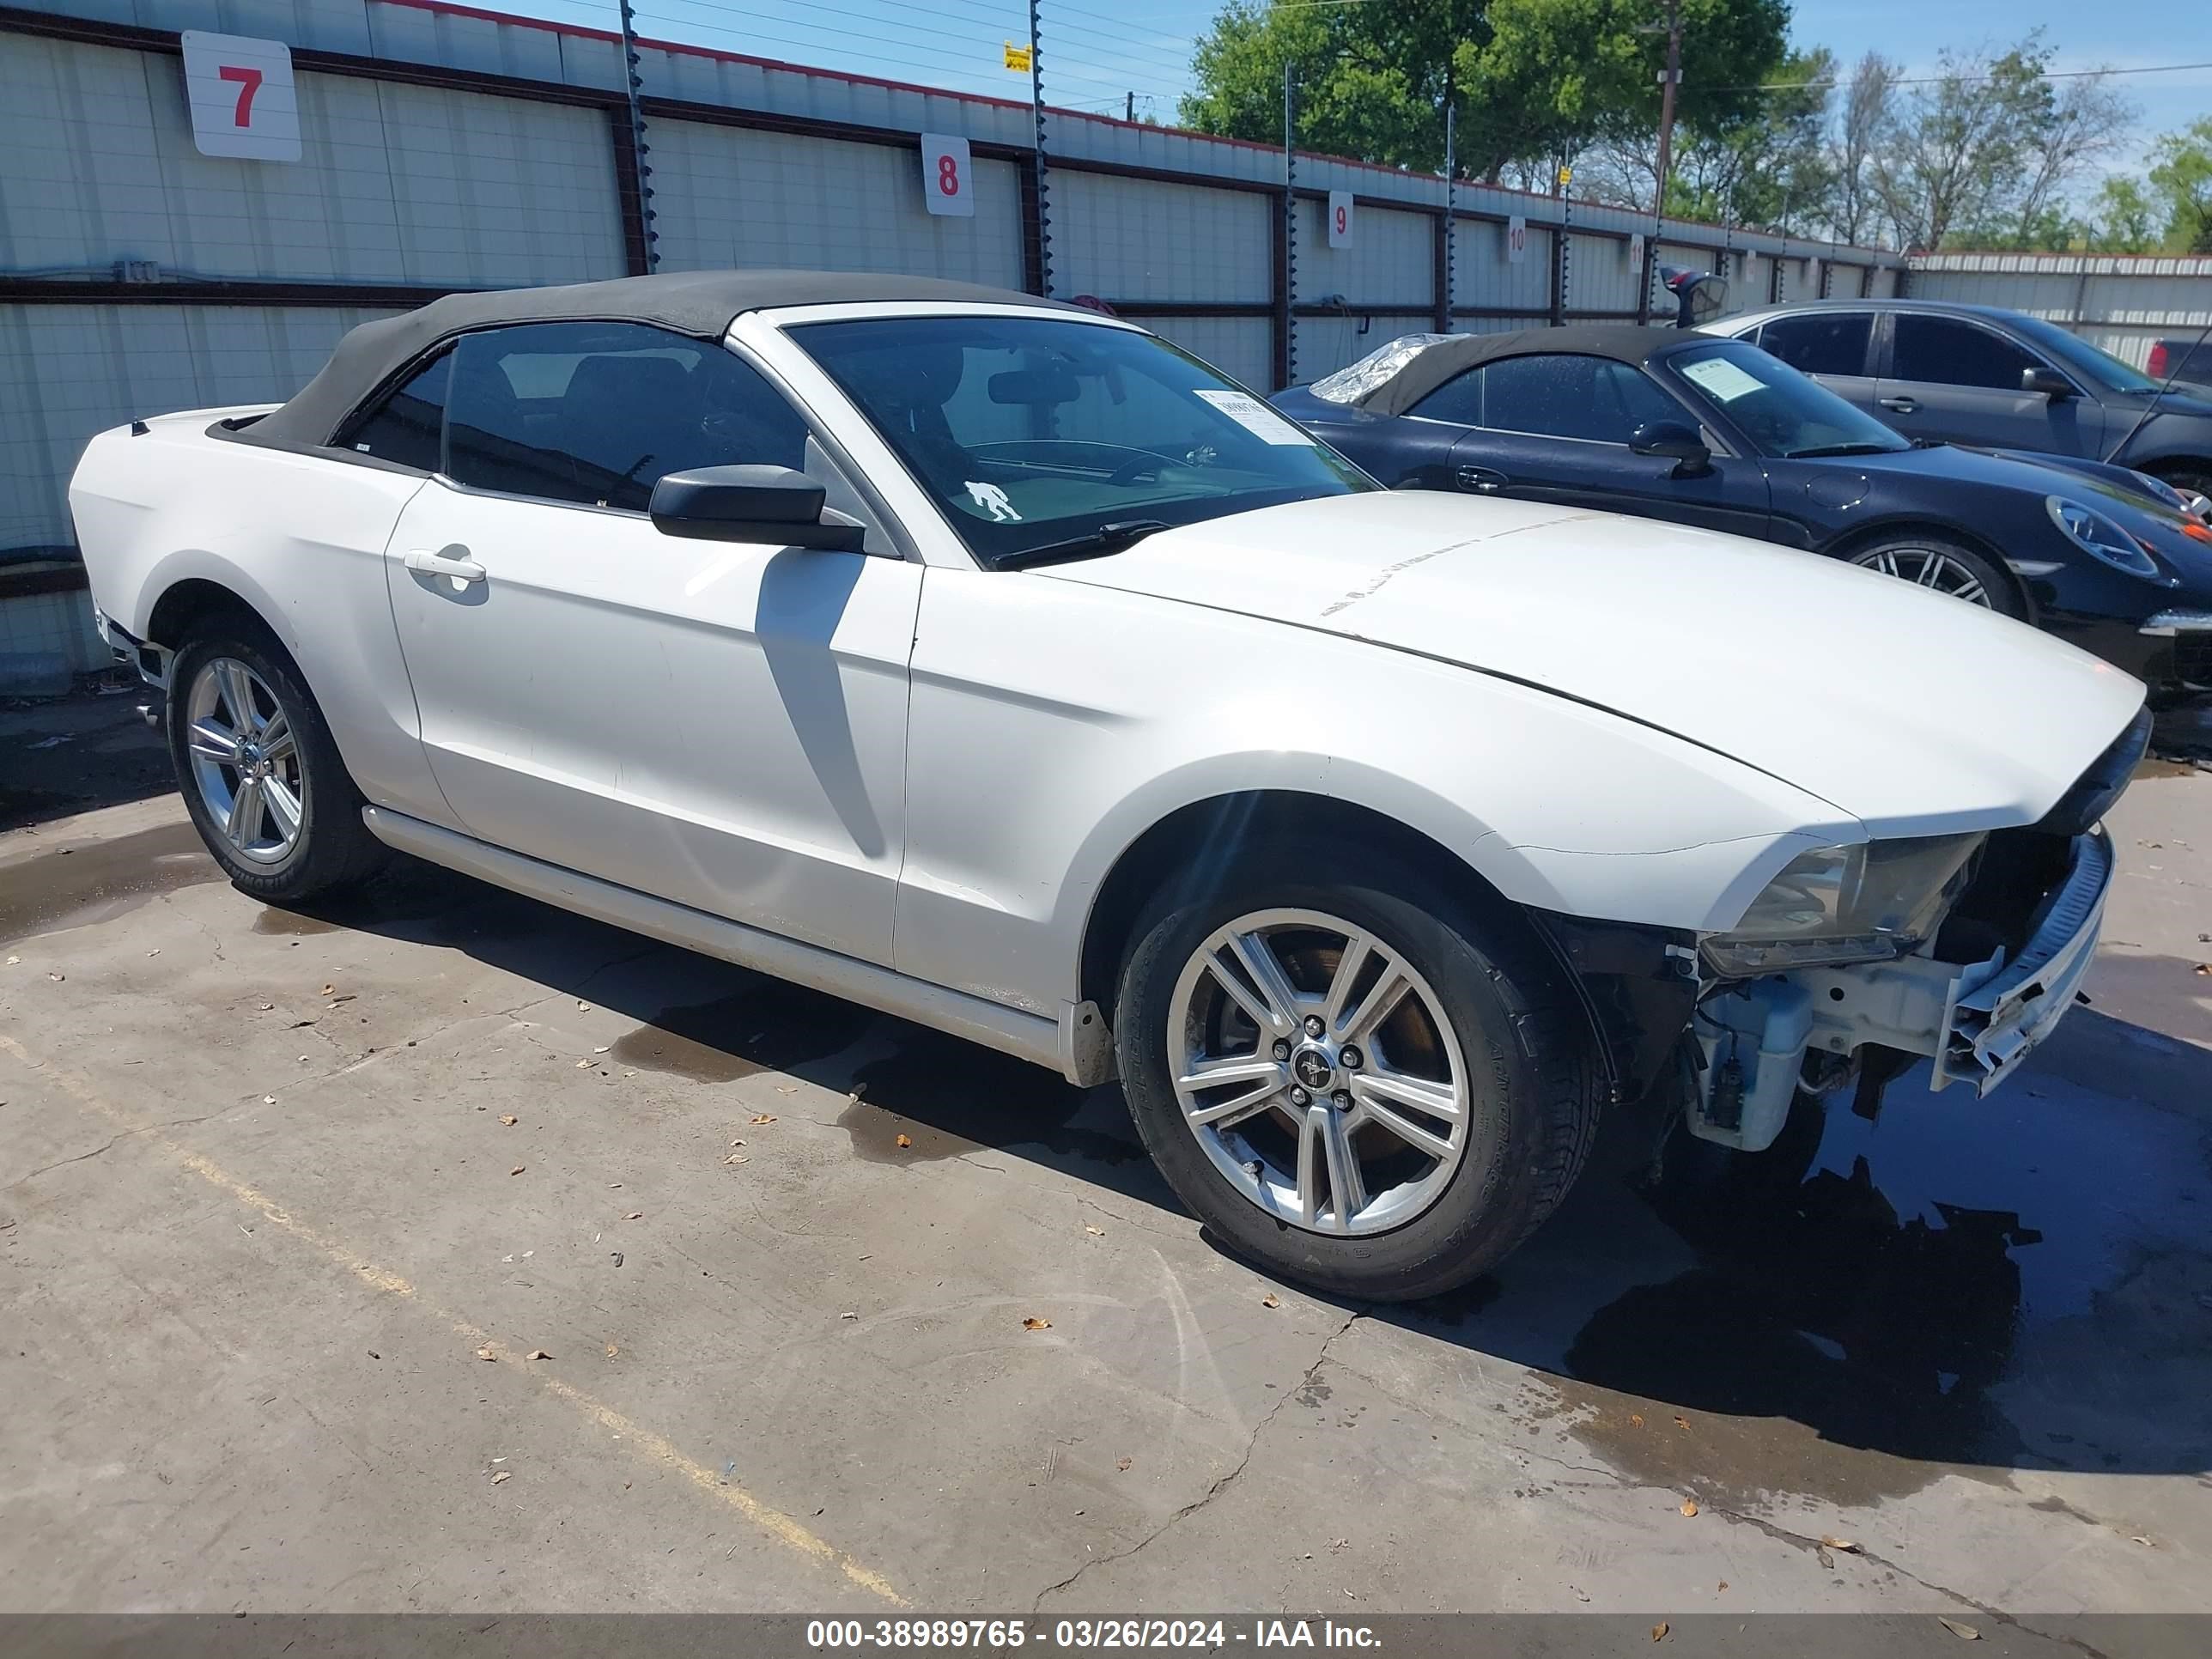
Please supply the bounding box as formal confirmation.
[1689,830,2112,1149]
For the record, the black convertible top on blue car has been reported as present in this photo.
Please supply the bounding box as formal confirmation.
[1274,326,2212,707]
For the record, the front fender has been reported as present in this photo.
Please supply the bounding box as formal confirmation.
[893,567,1856,1012]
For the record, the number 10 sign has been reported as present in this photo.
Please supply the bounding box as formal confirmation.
[181,32,301,161]
[920,134,975,218]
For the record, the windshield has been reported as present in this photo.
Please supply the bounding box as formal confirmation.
[1663,338,1911,458]
[790,315,1373,566]
[2006,313,2161,393]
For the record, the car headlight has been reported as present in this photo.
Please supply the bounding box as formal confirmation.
[2046,495,2160,576]
[1701,833,1984,976]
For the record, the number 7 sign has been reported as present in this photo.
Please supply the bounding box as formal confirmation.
[180,32,301,161]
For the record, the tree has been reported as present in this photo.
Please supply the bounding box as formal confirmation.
[1824,52,1897,246]
[2082,177,2160,252]
[1178,1,1481,177]
[2146,118,2212,252]
[1867,33,2134,250]
[1176,0,1789,185]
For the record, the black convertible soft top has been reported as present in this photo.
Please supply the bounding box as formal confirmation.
[1318,324,1686,416]
[241,270,1072,449]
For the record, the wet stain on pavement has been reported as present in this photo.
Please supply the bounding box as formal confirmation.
[252,907,343,936]
[1528,1058,2212,1509]
[838,1027,1146,1168]
[0,821,218,943]
[611,981,875,1083]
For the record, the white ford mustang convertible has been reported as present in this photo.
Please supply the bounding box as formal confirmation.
[70,272,2147,1298]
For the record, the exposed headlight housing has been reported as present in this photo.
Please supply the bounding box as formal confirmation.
[2046,495,2160,577]
[1701,833,1984,976]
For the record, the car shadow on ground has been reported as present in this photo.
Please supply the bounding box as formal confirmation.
[271,857,2212,1498]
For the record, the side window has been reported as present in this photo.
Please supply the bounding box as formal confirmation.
[1407,367,1485,426]
[1476,356,1667,444]
[342,350,450,471]
[1893,315,2039,390]
[1599,362,1686,437]
[443,321,813,512]
[1756,313,1872,378]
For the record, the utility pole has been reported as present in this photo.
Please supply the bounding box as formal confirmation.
[1126,90,1134,123]
[1650,0,1683,218]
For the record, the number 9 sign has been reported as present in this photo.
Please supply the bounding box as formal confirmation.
[920,134,975,219]
[181,32,301,161]
[1328,189,1353,249]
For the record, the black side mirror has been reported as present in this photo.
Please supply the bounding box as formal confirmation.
[1631,420,1712,476]
[2021,366,2074,400]
[648,465,866,550]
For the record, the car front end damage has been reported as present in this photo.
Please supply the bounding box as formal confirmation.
[1541,707,2148,1154]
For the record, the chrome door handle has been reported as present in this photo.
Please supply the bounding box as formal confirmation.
[1878,396,1919,414]
[1455,465,1508,492]
[404,548,486,583]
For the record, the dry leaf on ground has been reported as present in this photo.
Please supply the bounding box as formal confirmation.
[574,1058,592,1068]
[1679,1498,1699,1517]
[526,1349,550,1360]
[895,1133,912,1148]
[476,1346,496,1361]
[1650,1624,1668,1643]
[1022,1316,1052,1331]
[490,1470,511,1485]
[1820,1536,1862,1553]
[499,1115,518,1126]
[750,1114,777,1125]
[1115,1457,1133,1471]
[509,1165,526,1176]
[1085,1225,1104,1236]
[605,1343,618,1358]
[1261,1293,1281,1308]
[1938,1618,1980,1641]
[623,1212,643,1220]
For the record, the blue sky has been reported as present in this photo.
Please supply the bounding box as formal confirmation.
[514,0,2205,171]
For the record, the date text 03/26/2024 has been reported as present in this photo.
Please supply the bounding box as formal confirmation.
[805,1620,1382,1649]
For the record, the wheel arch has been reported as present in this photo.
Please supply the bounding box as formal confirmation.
[1073,787,1620,1090]
[1820,516,2035,619]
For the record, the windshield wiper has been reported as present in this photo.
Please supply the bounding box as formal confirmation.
[995,520,1174,569]
[1784,441,1905,459]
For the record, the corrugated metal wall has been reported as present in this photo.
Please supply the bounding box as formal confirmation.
[1905,253,2212,370]
[1,0,1913,668]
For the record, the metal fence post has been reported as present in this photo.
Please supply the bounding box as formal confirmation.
[1277,62,1296,388]
[1435,102,1454,334]
[616,0,658,272]
[1029,1,1052,297]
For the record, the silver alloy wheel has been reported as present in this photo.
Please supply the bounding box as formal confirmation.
[184,656,306,865]
[1850,544,1991,606]
[1167,908,1469,1236]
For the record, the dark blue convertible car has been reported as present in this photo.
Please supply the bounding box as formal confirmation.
[1273,326,2212,705]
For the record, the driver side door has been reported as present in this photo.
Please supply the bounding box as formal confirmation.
[371,321,919,964]
[1431,354,1771,541]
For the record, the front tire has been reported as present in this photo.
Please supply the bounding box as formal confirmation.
[1844,531,2023,619]
[1113,839,1598,1301]
[168,622,386,902]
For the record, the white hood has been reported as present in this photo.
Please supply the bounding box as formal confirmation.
[1042,491,2145,830]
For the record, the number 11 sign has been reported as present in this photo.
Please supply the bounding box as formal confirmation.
[919,134,975,218]
[180,32,301,162]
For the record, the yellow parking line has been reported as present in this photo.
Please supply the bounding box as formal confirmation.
[0,1031,907,1607]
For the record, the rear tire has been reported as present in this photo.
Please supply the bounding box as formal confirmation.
[1844,531,2023,620]
[167,620,387,903]
[1113,837,1599,1301]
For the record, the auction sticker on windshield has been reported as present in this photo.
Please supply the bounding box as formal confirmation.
[1678,356,1768,403]
[1194,390,1313,445]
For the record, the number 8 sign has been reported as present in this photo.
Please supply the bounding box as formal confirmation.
[919,134,976,219]
[181,32,301,161]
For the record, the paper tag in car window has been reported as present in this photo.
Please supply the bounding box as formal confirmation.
[1678,357,1767,403]
[1194,390,1313,445]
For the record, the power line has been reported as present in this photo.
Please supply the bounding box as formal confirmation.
[1688,58,2212,97]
